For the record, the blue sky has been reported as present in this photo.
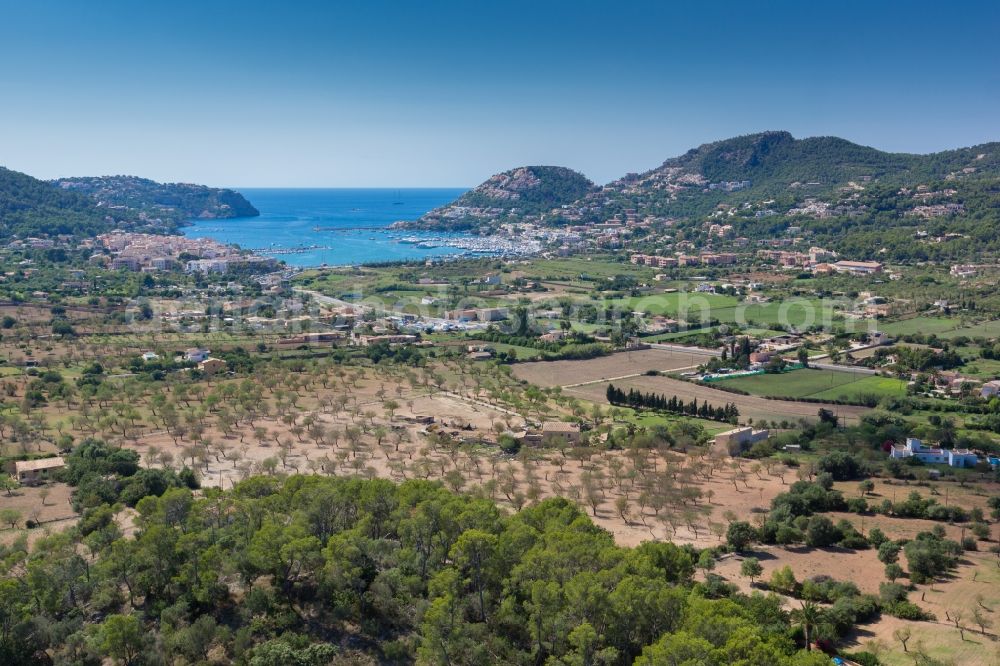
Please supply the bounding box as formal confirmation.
[1,0,997,187]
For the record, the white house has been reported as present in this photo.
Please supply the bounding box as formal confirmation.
[889,437,979,468]
[981,380,1000,399]
[184,348,210,363]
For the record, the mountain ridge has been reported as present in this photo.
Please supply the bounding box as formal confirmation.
[400,131,1000,231]
[51,175,259,221]
[0,167,259,241]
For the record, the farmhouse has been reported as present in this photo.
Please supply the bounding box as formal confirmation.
[13,457,65,485]
[833,260,883,275]
[537,421,581,445]
[198,358,228,375]
[713,427,769,456]
[355,334,418,346]
[445,308,508,322]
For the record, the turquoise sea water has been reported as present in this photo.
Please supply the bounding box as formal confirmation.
[181,188,468,267]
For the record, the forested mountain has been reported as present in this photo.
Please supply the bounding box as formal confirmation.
[649,131,1000,194]
[401,166,595,231]
[0,167,259,241]
[51,175,259,222]
[586,131,1000,221]
[401,133,1000,254]
[0,167,117,239]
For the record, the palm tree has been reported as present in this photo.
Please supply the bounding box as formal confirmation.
[790,600,823,651]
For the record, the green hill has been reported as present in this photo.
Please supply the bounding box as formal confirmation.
[51,175,259,221]
[653,130,1000,194]
[401,133,1000,236]
[0,167,117,239]
[0,167,260,241]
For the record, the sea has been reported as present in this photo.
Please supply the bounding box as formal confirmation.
[181,188,469,268]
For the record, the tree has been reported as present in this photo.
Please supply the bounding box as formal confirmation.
[449,529,498,623]
[696,550,715,577]
[972,606,992,635]
[797,346,809,368]
[769,565,798,595]
[893,626,911,653]
[884,563,904,582]
[817,408,838,426]
[0,508,20,529]
[877,540,900,565]
[805,516,841,548]
[740,557,763,585]
[95,614,145,665]
[726,521,756,552]
[791,601,824,651]
[0,476,19,497]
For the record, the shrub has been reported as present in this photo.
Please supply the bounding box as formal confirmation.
[877,541,900,564]
[805,516,841,548]
[497,434,521,455]
[884,601,934,621]
[726,521,757,552]
[846,497,868,514]
[817,451,863,480]
[769,565,799,595]
[867,527,888,547]
[878,582,908,604]
[844,652,881,666]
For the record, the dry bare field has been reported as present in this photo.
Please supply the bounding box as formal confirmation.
[566,374,872,425]
[512,348,711,387]
[0,482,77,548]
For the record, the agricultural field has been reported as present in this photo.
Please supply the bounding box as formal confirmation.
[519,256,654,282]
[714,368,908,403]
[939,319,1000,340]
[876,315,1000,341]
[958,357,1000,380]
[566,373,872,425]
[604,293,844,329]
[511,348,713,387]
[809,374,909,402]
[608,291,739,319]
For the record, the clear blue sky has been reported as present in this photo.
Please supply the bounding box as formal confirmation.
[2,0,997,187]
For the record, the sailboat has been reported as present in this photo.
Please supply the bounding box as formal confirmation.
[392,189,404,205]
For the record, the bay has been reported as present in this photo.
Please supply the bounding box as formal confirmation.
[181,188,469,267]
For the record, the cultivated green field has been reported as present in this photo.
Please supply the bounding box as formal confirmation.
[716,299,840,328]
[937,319,1000,339]
[877,316,962,336]
[609,292,739,319]
[617,294,839,328]
[714,368,907,402]
[954,356,1000,379]
[876,315,1000,340]
[620,408,734,435]
[809,375,909,402]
